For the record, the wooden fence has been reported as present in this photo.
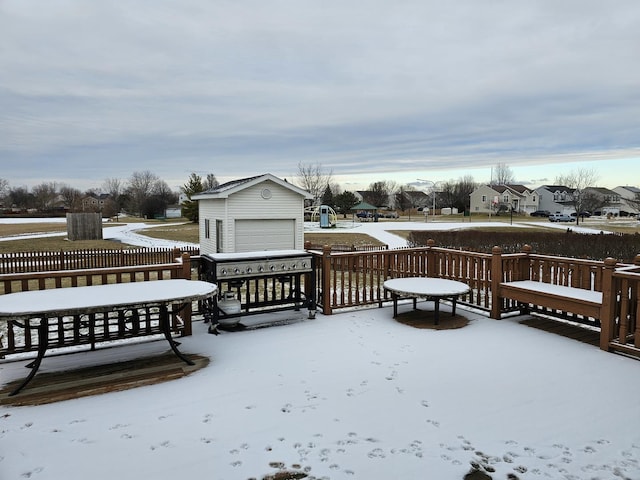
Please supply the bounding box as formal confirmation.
[0,246,200,274]
[304,242,388,252]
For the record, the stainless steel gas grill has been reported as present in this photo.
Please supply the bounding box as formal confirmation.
[199,250,316,332]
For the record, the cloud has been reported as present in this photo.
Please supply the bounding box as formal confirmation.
[1,0,640,189]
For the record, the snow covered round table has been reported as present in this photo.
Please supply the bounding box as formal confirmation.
[0,279,217,396]
[383,277,470,325]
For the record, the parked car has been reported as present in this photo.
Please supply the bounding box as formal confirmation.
[549,213,575,222]
[570,211,591,218]
[356,211,382,220]
[530,210,551,217]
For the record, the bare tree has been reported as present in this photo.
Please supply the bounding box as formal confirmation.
[454,175,478,213]
[59,184,83,212]
[149,179,177,218]
[492,162,515,185]
[203,173,219,191]
[369,180,399,207]
[554,168,599,225]
[127,170,159,217]
[103,177,124,215]
[438,180,457,211]
[0,178,8,203]
[395,184,417,218]
[7,186,33,210]
[31,182,59,212]
[103,178,123,198]
[296,162,333,205]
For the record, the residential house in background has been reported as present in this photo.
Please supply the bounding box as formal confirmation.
[533,185,575,215]
[398,190,430,212]
[612,186,640,217]
[469,184,537,215]
[82,193,111,212]
[584,187,624,216]
[535,185,633,217]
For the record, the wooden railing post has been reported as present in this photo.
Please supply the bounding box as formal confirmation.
[634,255,640,349]
[519,245,532,281]
[490,246,503,319]
[321,245,333,315]
[426,239,436,278]
[180,252,191,280]
[599,257,618,351]
[179,252,193,336]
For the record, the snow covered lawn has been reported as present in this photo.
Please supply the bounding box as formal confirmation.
[2,305,639,480]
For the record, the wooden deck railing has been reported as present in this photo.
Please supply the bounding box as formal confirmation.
[2,244,638,358]
[0,253,198,341]
[602,261,640,357]
[309,240,494,315]
[0,246,200,274]
[309,241,640,358]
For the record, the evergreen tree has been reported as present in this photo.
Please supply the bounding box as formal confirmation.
[321,185,334,207]
[181,173,204,222]
[334,191,359,218]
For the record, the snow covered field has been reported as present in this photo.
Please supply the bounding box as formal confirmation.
[2,307,640,480]
[1,217,640,479]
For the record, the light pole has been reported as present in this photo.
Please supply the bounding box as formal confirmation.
[417,179,437,221]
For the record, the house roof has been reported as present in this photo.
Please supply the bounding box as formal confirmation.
[192,173,313,200]
[485,184,530,197]
[503,184,531,194]
[352,201,378,211]
[587,186,618,195]
[538,185,574,194]
[355,191,379,205]
[402,191,429,202]
[618,186,640,194]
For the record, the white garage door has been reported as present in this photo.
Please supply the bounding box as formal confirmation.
[234,219,295,252]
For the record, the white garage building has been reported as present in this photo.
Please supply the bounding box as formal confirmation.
[193,173,312,254]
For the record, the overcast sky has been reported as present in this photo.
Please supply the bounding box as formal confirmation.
[2,0,639,192]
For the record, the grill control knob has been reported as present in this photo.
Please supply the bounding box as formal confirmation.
[221,269,227,276]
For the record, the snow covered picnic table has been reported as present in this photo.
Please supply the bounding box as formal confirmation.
[383,277,470,324]
[0,279,217,395]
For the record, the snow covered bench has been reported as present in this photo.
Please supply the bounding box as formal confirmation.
[490,247,619,328]
[499,280,603,322]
